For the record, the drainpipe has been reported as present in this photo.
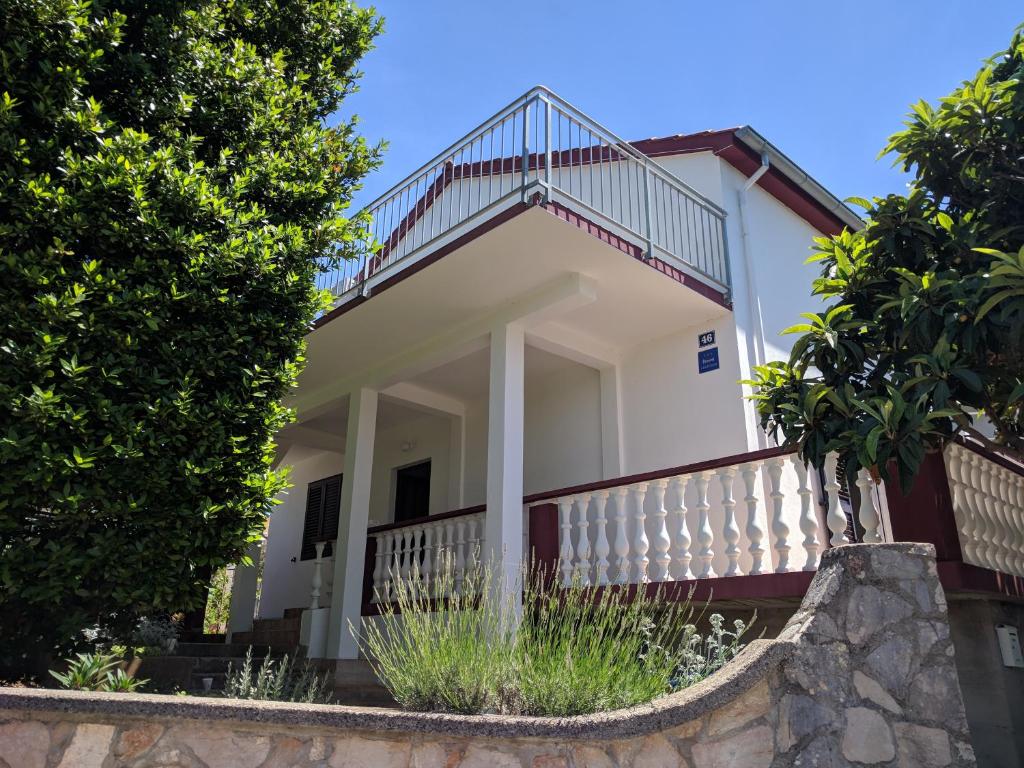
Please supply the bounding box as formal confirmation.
[738,153,770,449]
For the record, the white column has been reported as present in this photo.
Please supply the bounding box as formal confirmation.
[485,322,525,613]
[226,541,262,641]
[600,365,624,479]
[327,387,378,659]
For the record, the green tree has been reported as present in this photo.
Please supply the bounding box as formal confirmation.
[0,0,381,674]
[749,26,1024,491]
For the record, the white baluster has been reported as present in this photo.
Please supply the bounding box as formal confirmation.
[389,531,402,601]
[823,452,848,546]
[310,541,325,610]
[669,476,693,580]
[593,490,611,586]
[1010,470,1024,575]
[612,487,631,584]
[695,471,716,578]
[767,457,790,573]
[793,457,820,571]
[650,479,672,581]
[856,469,882,544]
[718,467,740,576]
[442,521,456,598]
[946,447,972,564]
[967,453,993,570]
[631,482,650,583]
[370,533,385,604]
[994,466,1013,574]
[421,524,434,588]
[575,493,593,585]
[454,519,467,594]
[399,528,413,586]
[558,497,574,587]
[464,517,478,583]
[740,463,765,575]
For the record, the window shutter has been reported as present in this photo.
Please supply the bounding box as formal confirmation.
[320,474,343,558]
[300,480,325,561]
[300,474,343,561]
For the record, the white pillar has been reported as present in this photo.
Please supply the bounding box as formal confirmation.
[226,541,262,641]
[327,387,378,659]
[485,322,525,611]
[599,365,624,479]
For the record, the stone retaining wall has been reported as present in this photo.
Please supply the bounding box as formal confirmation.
[0,543,976,767]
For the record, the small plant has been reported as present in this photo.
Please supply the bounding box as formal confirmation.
[132,616,180,655]
[49,653,148,693]
[223,648,333,704]
[102,667,149,693]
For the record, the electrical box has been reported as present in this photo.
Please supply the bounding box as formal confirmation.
[996,625,1024,668]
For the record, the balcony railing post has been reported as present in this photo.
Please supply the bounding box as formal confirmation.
[521,99,531,203]
[543,96,552,202]
[642,161,654,260]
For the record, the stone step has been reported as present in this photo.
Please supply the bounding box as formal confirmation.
[175,642,282,657]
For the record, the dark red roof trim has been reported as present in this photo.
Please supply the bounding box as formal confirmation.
[631,130,849,237]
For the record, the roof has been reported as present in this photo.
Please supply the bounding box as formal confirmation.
[631,127,863,235]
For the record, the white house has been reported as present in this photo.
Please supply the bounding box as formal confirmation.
[224,88,1024,707]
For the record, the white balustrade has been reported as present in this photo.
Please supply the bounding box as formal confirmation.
[945,442,1024,577]
[631,482,651,583]
[767,457,790,573]
[612,487,631,584]
[718,467,740,577]
[559,497,574,587]
[694,470,715,578]
[793,456,820,571]
[593,490,611,586]
[823,452,848,546]
[370,511,486,604]
[309,541,326,610]
[650,479,672,582]
[533,449,890,588]
[740,463,765,575]
[575,493,593,585]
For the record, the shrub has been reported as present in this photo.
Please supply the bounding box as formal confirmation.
[49,652,147,692]
[353,558,752,716]
[131,616,180,655]
[0,0,382,676]
[356,555,517,714]
[223,648,333,704]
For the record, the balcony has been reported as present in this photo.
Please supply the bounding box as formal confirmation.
[316,86,730,313]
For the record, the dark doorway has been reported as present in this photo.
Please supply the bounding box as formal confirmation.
[394,460,431,523]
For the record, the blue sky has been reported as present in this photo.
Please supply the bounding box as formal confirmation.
[340,2,1021,213]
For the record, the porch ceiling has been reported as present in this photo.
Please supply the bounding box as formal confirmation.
[292,205,729,417]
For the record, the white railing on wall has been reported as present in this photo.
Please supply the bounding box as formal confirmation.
[945,441,1024,577]
[531,450,885,587]
[367,509,485,604]
[316,86,730,309]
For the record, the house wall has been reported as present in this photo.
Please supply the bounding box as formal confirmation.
[260,450,345,620]
[462,355,603,506]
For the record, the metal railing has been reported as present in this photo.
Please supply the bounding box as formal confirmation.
[317,86,730,307]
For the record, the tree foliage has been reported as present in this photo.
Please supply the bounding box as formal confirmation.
[0,0,381,672]
[750,26,1024,491]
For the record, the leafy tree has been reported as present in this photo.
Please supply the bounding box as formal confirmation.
[749,26,1024,491]
[0,0,381,674]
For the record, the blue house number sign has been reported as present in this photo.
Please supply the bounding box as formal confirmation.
[698,347,720,374]
[698,330,719,373]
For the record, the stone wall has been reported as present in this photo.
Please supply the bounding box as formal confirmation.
[0,543,976,767]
